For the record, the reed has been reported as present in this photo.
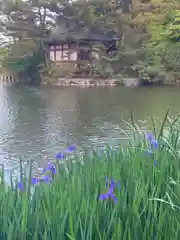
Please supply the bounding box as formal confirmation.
[0,113,180,239]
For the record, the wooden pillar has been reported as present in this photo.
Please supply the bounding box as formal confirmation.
[54,45,56,61]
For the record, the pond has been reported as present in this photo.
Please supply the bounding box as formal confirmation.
[0,84,179,178]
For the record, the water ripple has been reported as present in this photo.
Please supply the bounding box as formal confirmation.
[0,85,177,177]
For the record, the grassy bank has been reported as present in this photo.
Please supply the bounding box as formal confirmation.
[0,117,180,239]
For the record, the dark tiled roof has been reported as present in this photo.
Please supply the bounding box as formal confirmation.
[45,25,119,44]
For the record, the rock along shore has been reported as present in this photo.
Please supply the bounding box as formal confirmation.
[42,77,140,87]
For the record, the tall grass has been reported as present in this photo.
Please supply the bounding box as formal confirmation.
[0,114,180,239]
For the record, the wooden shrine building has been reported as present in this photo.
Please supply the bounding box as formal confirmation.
[45,26,120,69]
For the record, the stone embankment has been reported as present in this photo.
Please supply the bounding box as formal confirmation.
[42,77,140,87]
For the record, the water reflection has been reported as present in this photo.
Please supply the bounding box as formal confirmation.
[0,85,179,175]
[0,87,50,171]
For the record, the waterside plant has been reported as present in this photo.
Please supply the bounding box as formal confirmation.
[0,116,180,239]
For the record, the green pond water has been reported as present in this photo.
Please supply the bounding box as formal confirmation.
[0,84,179,178]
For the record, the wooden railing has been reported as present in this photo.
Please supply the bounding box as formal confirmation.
[0,74,15,85]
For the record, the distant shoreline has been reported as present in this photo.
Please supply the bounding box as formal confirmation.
[41,77,139,87]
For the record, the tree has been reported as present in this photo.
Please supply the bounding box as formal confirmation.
[87,0,150,78]
[128,0,180,83]
[0,0,57,84]
[53,0,150,78]
[165,10,180,42]
[0,0,179,83]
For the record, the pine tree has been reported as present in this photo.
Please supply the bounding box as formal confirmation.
[84,0,150,78]
[50,0,125,77]
[0,0,58,83]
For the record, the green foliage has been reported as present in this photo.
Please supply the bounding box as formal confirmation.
[0,46,8,65]
[0,0,55,83]
[3,39,46,84]
[0,118,180,238]
[0,0,180,83]
[131,0,180,83]
[165,11,180,42]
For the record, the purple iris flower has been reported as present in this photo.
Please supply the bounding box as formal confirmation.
[146,132,158,149]
[43,162,56,175]
[109,179,115,193]
[31,177,39,185]
[99,192,109,200]
[99,190,118,204]
[111,194,118,204]
[145,132,159,167]
[99,179,118,204]
[145,132,159,159]
[147,132,154,142]
[39,175,51,183]
[56,153,65,159]
[65,145,76,153]
[18,181,23,191]
[47,162,56,174]
[151,140,158,149]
